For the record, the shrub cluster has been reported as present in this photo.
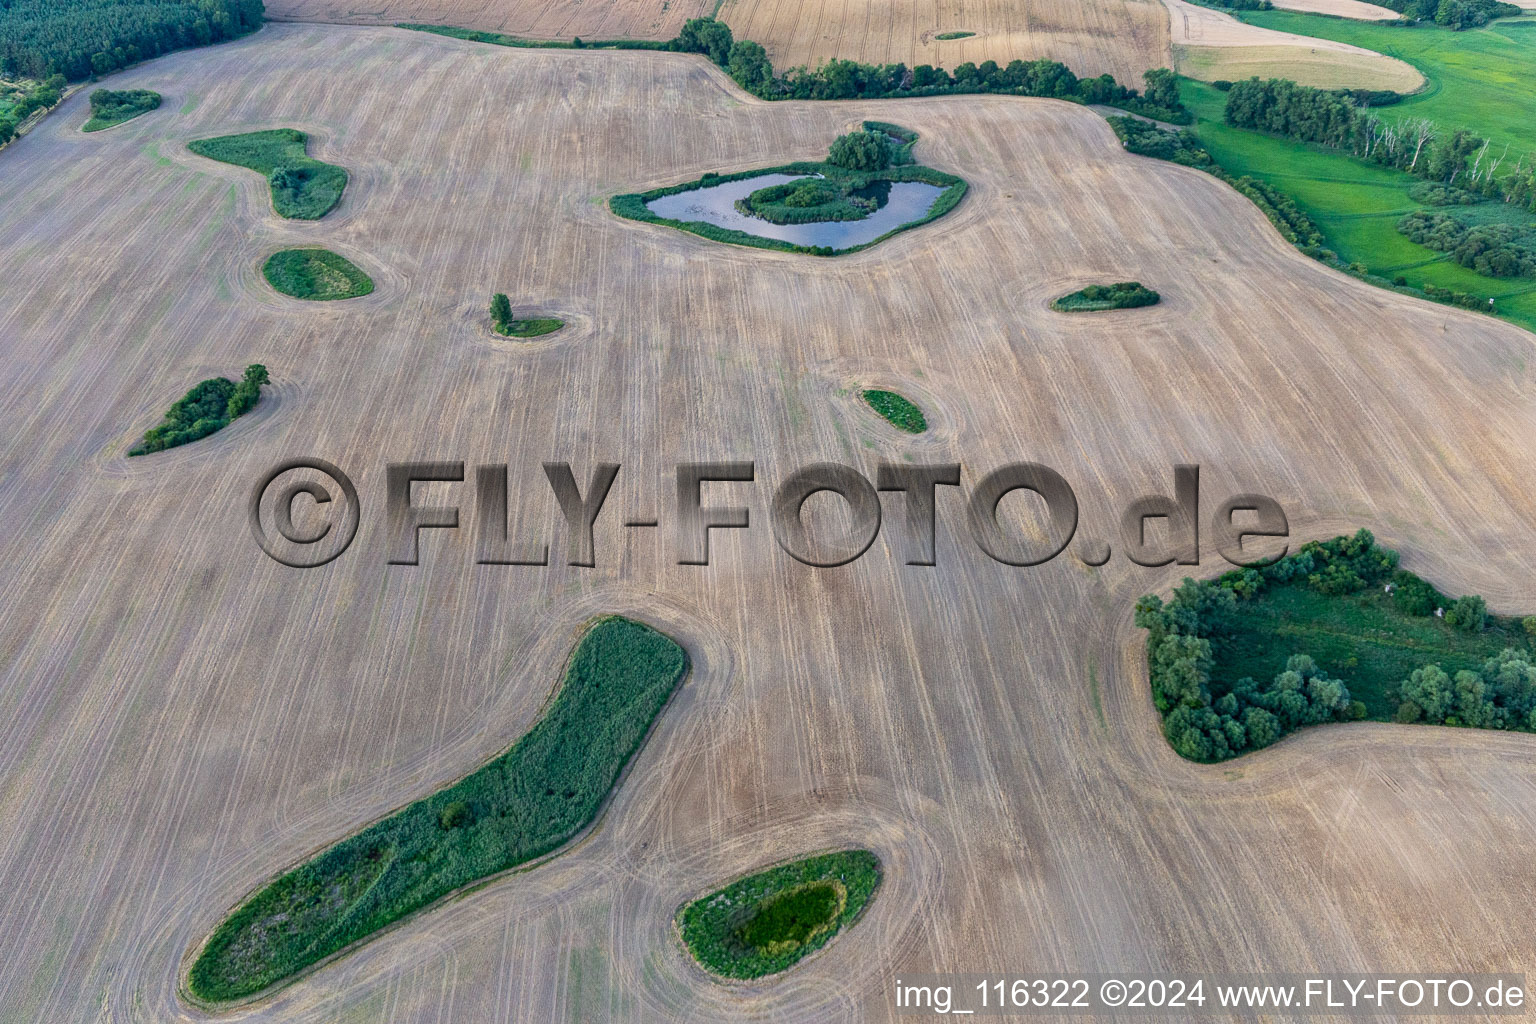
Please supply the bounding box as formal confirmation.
[1,0,262,81]
[1408,180,1479,206]
[677,850,881,979]
[262,249,374,301]
[1375,0,1521,28]
[1051,281,1161,311]
[1108,115,1211,166]
[190,617,690,1001]
[129,364,268,456]
[1136,531,1399,761]
[1396,210,1536,277]
[82,88,161,131]
[736,178,891,224]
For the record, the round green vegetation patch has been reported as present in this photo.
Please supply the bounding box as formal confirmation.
[678,849,881,979]
[862,389,927,433]
[262,248,374,301]
[1050,281,1160,312]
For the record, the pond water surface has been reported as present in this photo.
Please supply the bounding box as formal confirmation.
[645,173,947,249]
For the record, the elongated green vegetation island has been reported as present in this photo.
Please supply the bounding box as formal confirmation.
[1139,530,1536,762]
[611,123,967,255]
[188,616,689,1002]
[263,248,373,301]
[129,364,267,455]
[862,389,927,433]
[188,129,348,219]
[1051,282,1160,312]
[82,88,160,131]
[678,849,882,979]
[489,292,564,337]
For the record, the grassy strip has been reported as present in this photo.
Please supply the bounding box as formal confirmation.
[1137,530,1536,762]
[188,129,348,220]
[678,850,881,979]
[1050,281,1160,311]
[397,23,670,50]
[1227,10,1536,155]
[497,317,565,338]
[129,364,268,456]
[934,31,976,39]
[189,616,690,1002]
[262,249,374,301]
[862,389,927,433]
[82,88,161,131]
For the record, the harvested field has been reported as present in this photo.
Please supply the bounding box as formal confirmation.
[6,23,1536,1024]
[264,0,711,41]
[1267,0,1401,20]
[718,0,1172,86]
[1165,0,1424,88]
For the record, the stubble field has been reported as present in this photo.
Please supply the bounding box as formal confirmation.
[3,23,1536,1024]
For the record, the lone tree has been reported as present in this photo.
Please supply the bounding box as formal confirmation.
[490,292,513,332]
[827,130,891,171]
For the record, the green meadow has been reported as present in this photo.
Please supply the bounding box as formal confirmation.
[1180,78,1536,334]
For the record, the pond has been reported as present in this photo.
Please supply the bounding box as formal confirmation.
[645,173,947,249]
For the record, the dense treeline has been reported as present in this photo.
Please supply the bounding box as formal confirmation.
[1223,77,1536,212]
[1138,530,1536,761]
[0,0,263,81]
[405,19,1191,124]
[189,617,688,1001]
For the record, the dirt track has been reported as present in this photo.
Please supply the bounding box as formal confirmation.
[2,24,1536,1023]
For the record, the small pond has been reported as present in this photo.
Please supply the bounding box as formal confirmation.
[645,173,947,249]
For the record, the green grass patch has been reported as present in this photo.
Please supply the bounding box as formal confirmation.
[129,364,268,456]
[1050,281,1160,311]
[187,129,348,219]
[934,30,976,40]
[82,88,160,131]
[610,124,966,256]
[1178,78,1536,334]
[497,317,565,338]
[262,249,374,301]
[677,849,881,979]
[189,616,690,1002]
[861,389,927,433]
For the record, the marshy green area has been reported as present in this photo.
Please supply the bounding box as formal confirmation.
[1050,281,1160,311]
[82,88,160,131]
[188,129,348,219]
[1138,531,1536,762]
[934,30,976,40]
[861,389,927,433]
[498,317,564,338]
[677,849,881,979]
[262,248,373,301]
[188,616,690,1002]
